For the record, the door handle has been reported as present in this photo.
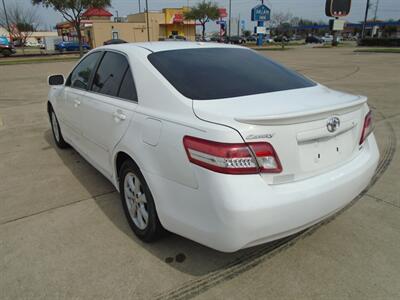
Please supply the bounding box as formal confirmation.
[73,99,81,108]
[113,111,126,122]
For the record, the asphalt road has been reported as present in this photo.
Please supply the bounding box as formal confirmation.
[0,46,399,299]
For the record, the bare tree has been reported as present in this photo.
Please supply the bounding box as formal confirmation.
[270,12,293,29]
[0,4,40,54]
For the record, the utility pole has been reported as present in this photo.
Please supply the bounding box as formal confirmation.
[228,0,231,39]
[373,0,380,21]
[138,0,141,13]
[1,0,10,34]
[145,0,150,41]
[237,14,240,36]
[361,0,370,39]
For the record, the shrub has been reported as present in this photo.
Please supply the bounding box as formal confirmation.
[358,38,400,47]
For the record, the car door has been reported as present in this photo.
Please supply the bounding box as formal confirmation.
[60,51,103,146]
[80,50,138,177]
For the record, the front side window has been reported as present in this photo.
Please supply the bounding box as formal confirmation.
[68,52,102,90]
[148,48,316,100]
[92,51,128,97]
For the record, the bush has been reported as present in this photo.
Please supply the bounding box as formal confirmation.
[358,38,400,47]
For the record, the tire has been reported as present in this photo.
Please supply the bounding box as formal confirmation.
[2,49,12,57]
[119,160,164,242]
[50,109,69,149]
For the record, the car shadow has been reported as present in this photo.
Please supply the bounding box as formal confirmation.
[44,129,284,277]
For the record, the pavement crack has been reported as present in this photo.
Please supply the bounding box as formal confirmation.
[0,190,116,226]
[366,194,400,209]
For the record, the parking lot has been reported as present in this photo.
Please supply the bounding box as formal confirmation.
[1,46,399,299]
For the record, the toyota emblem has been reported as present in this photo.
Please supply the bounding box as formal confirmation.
[327,117,340,133]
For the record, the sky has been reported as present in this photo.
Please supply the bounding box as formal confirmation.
[5,0,400,31]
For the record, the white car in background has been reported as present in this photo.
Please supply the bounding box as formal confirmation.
[47,42,379,252]
[321,35,342,43]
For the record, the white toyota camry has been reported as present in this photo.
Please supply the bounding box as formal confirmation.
[47,42,379,252]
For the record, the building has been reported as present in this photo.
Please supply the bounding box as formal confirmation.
[0,26,58,44]
[56,7,196,48]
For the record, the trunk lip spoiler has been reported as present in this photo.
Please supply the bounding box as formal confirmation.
[234,96,367,125]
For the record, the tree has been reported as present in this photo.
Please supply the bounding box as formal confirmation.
[0,3,40,53]
[184,1,219,40]
[32,0,111,56]
[242,30,252,37]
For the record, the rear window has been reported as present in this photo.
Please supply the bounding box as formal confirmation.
[148,48,316,100]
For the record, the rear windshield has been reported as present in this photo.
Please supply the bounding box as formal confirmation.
[148,48,315,100]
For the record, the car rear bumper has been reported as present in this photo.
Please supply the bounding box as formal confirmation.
[146,134,379,252]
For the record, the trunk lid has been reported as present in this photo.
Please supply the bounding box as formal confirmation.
[193,85,368,184]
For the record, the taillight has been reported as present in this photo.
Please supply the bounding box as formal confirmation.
[183,136,282,174]
[359,111,373,145]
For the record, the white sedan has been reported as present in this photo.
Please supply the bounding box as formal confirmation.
[47,42,379,252]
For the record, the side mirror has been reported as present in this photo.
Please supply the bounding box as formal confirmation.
[48,74,65,86]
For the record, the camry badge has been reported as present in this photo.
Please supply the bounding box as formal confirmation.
[246,133,275,140]
[327,117,340,133]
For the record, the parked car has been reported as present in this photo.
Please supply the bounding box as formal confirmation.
[305,36,323,44]
[55,41,91,52]
[273,35,289,43]
[246,36,257,42]
[47,42,379,252]
[165,35,187,41]
[228,36,246,44]
[25,40,40,47]
[0,36,16,57]
[321,35,342,43]
[103,39,127,45]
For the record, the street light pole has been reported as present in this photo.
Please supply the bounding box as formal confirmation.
[138,0,141,13]
[361,0,370,39]
[145,0,150,41]
[228,0,231,38]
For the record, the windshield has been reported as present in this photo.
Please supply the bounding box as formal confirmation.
[148,48,316,100]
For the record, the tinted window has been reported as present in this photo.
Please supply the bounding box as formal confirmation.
[118,68,138,101]
[148,48,316,100]
[92,52,128,97]
[69,52,102,90]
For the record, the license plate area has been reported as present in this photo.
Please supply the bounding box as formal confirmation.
[298,128,356,172]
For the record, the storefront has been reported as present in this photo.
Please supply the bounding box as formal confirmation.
[56,7,196,48]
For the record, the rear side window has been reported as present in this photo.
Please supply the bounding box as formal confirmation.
[148,48,316,100]
[118,68,138,101]
[92,52,128,97]
[68,52,102,90]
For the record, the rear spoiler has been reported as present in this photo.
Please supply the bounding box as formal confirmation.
[234,96,367,125]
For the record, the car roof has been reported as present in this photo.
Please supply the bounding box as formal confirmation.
[98,41,243,54]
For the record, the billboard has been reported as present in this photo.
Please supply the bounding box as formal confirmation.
[218,8,228,18]
[325,0,352,17]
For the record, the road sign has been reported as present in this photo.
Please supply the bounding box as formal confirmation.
[325,0,352,17]
[329,19,345,30]
[216,20,226,25]
[255,26,267,34]
[251,4,271,22]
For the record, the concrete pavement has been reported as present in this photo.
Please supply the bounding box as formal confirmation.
[0,47,399,299]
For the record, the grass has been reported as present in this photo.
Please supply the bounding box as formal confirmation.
[252,47,293,51]
[0,55,79,65]
[354,48,400,53]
